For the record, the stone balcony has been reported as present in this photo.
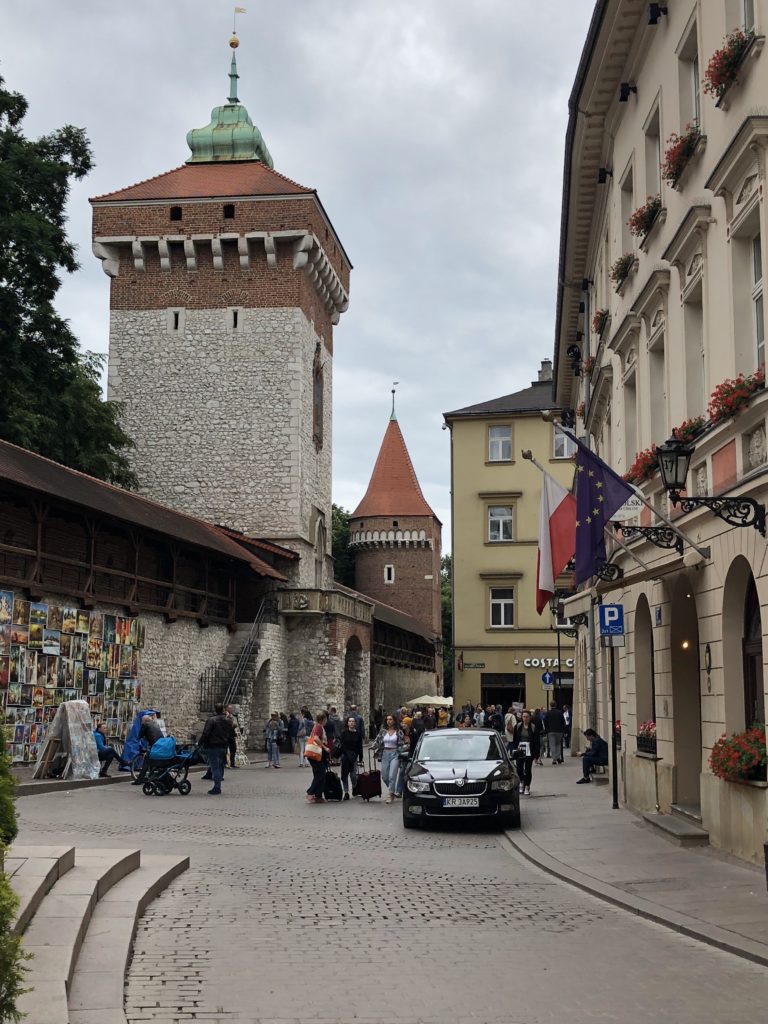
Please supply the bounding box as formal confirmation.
[278,588,373,624]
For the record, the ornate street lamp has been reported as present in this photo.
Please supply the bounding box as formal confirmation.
[656,436,766,535]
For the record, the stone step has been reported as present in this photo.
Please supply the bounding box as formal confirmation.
[671,802,704,826]
[7,844,76,935]
[68,853,190,1024]
[16,848,141,1024]
[642,812,710,847]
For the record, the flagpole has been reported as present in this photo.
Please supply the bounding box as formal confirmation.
[521,450,651,575]
[554,424,710,561]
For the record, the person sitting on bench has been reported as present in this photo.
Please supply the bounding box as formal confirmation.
[93,723,126,778]
[577,728,609,784]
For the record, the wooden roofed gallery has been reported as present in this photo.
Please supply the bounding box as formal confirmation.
[0,440,286,628]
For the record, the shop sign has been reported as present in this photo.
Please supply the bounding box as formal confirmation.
[523,657,574,668]
[463,662,485,669]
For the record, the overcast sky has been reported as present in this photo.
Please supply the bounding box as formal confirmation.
[3,0,593,545]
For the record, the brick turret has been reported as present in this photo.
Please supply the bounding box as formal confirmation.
[349,412,442,638]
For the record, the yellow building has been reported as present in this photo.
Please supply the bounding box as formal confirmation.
[444,361,576,712]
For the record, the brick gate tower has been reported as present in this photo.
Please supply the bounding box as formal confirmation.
[90,37,350,587]
[349,405,442,642]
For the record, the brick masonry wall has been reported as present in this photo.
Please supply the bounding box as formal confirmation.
[108,307,332,560]
[353,515,442,636]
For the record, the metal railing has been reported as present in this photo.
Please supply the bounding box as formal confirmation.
[198,596,271,713]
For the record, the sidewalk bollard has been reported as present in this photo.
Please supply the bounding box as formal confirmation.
[764,842,768,891]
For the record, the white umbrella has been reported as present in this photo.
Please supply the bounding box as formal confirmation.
[406,694,453,707]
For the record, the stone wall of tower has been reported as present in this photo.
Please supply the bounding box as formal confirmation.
[107,305,331,585]
[351,514,442,637]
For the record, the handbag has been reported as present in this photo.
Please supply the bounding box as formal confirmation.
[305,734,323,761]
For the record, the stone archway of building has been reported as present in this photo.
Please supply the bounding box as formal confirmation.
[722,555,765,731]
[670,574,702,809]
[344,636,366,713]
[635,594,655,728]
[249,659,271,743]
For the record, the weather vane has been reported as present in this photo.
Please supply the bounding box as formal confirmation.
[233,6,246,35]
[391,381,400,419]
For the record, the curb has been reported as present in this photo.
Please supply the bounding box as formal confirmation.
[16,758,268,797]
[502,829,768,969]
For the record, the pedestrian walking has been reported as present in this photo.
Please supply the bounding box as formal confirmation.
[511,710,541,796]
[131,711,164,785]
[347,704,365,737]
[264,712,285,768]
[374,713,404,804]
[225,704,239,768]
[563,704,572,749]
[504,707,518,753]
[201,702,236,795]
[533,708,547,764]
[545,702,566,764]
[305,711,330,803]
[339,716,364,800]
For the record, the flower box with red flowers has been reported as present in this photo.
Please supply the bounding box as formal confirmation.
[623,445,658,485]
[708,725,767,783]
[610,252,636,290]
[576,401,586,420]
[703,29,755,104]
[672,416,706,445]
[583,355,596,377]
[628,195,662,239]
[637,720,657,756]
[592,308,609,337]
[707,368,764,425]
[662,124,703,189]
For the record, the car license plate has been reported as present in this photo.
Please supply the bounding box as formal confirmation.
[443,796,479,808]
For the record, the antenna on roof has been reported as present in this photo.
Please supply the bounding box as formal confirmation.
[391,382,400,421]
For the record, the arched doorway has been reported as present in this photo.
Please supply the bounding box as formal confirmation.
[722,555,765,730]
[634,594,655,728]
[670,575,701,808]
[344,636,366,714]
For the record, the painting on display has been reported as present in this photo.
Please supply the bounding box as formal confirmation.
[0,588,144,764]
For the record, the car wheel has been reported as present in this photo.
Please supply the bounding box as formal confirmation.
[499,809,521,830]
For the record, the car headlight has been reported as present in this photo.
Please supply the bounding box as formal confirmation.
[491,779,514,791]
[407,779,431,793]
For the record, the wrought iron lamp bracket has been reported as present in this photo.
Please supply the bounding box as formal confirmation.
[668,491,766,536]
[617,525,683,554]
[595,561,623,582]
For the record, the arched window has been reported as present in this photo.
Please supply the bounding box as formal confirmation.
[634,594,655,730]
[743,577,764,726]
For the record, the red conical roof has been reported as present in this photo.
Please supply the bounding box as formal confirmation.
[352,417,436,519]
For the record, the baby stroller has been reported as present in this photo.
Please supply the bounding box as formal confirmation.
[142,737,205,796]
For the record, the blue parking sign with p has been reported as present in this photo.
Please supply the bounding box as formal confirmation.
[599,604,624,636]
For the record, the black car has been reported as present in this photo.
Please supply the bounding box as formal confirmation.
[402,728,520,830]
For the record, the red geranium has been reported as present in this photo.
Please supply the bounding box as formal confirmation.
[703,30,752,101]
[662,125,701,187]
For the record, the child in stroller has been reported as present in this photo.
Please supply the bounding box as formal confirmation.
[141,736,205,796]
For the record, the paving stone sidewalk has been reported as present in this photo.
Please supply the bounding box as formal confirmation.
[506,757,768,963]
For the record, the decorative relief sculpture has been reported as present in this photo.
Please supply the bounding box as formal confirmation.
[695,464,709,496]
[747,425,767,469]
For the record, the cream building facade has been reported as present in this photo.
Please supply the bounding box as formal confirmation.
[554,0,768,864]
[444,362,575,713]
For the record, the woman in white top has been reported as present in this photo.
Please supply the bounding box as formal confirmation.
[374,714,404,803]
[504,708,518,753]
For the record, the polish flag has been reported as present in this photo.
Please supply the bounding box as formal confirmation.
[536,472,577,615]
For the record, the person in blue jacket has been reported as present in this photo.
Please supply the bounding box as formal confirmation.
[577,728,609,783]
[93,723,125,778]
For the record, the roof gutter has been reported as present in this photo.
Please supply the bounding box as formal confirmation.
[553,0,610,404]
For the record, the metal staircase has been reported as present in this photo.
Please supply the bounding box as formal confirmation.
[198,597,270,712]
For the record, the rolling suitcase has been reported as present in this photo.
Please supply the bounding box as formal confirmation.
[323,768,343,802]
[354,749,382,801]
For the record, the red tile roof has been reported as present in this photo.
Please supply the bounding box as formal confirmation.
[351,419,436,519]
[90,161,313,202]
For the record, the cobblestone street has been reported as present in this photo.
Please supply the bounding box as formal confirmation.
[15,761,768,1024]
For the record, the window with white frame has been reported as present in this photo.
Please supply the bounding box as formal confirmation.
[620,164,635,255]
[488,425,512,462]
[678,23,700,130]
[489,587,515,628]
[553,426,577,459]
[744,0,755,33]
[752,232,764,368]
[384,564,395,584]
[644,105,661,198]
[488,505,513,542]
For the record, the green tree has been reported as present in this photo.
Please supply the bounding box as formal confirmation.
[441,553,454,696]
[331,503,356,587]
[0,735,27,1022]
[0,75,136,487]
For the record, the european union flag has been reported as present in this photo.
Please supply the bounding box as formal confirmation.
[573,435,635,585]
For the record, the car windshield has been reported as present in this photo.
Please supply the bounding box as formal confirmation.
[417,733,504,761]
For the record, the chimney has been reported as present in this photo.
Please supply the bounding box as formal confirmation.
[538,359,553,382]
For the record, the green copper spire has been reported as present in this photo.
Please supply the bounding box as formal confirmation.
[186,35,273,166]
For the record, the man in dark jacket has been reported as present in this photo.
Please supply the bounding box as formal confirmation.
[201,702,236,795]
[131,712,165,785]
[545,703,566,765]
[577,728,609,783]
